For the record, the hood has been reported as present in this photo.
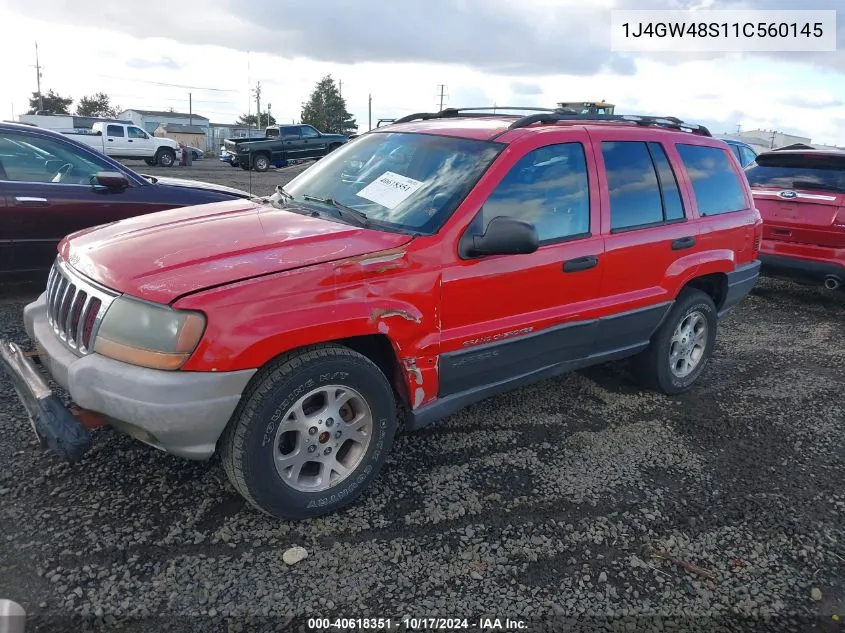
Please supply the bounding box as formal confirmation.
[60,199,413,304]
[143,174,253,199]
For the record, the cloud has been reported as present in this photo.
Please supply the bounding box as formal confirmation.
[779,95,844,108]
[5,0,635,78]
[510,81,544,95]
[126,56,181,70]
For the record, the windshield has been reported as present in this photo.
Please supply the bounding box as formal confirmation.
[745,153,845,192]
[281,131,503,234]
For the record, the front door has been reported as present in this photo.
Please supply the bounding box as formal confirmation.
[299,125,328,158]
[126,125,154,158]
[0,129,164,275]
[439,134,607,397]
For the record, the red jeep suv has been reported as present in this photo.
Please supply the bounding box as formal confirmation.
[1,108,762,519]
[745,149,845,290]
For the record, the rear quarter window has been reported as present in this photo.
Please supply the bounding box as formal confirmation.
[745,153,845,192]
[676,144,748,216]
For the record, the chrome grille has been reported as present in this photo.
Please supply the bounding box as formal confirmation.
[45,258,118,355]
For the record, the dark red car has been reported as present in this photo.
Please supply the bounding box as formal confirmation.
[0,122,253,278]
[747,149,845,290]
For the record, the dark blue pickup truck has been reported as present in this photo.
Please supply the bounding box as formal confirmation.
[223,124,349,172]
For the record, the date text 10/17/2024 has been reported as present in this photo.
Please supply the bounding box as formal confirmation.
[306,617,528,630]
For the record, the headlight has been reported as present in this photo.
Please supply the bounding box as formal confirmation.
[93,297,206,371]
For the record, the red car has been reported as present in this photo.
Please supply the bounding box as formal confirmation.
[0,122,253,278]
[1,108,762,519]
[746,149,845,290]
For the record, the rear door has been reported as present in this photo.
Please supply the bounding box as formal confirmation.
[746,152,845,249]
[278,126,303,161]
[589,129,703,327]
[103,124,128,156]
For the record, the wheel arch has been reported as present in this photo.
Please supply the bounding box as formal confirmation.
[681,272,729,311]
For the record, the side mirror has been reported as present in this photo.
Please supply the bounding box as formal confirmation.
[93,171,130,190]
[460,215,539,258]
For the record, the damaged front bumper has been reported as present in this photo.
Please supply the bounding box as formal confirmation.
[0,340,93,462]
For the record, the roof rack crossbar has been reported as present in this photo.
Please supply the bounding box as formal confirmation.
[392,106,571,125]
[500,113,712,137]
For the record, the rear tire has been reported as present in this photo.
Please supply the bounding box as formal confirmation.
[155,148,176,168]
[630,289,717,395]
[220,344,398,520]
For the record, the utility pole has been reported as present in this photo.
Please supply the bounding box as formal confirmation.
[188,92,192,126]
[368,93,372,131]
[770,129,777,149]
[253,81,262,127]
[339,80,342,98]
[436,84,448,111]
[736,123,741,134]
[33,41,44,111]
[267,102,272,127]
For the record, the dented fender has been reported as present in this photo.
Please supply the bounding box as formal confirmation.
[175,244,444,408]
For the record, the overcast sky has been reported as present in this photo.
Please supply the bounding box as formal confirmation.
[1,0,843,143]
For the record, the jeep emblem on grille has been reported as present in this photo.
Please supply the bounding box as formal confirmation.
[68,253,80,265]
[777,190,798,199]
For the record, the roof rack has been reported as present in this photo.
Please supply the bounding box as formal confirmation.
[392,106,566,125]
[494,112,712,138]
[389,107,712,138]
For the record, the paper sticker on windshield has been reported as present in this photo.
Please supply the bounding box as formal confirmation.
[356,171,424,209]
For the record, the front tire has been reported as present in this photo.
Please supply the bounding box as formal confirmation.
[631,289,717,395]
[155,148,176,168]
[220,345,398,520]
[252,153,270,172]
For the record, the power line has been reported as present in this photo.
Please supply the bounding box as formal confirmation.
[92,74,239,92]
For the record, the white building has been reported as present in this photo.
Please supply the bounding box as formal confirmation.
[718,129,843,153]
[118,109,210,135]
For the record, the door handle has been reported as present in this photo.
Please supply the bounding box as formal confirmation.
[562,255,598,272]
[107,138,114,142]
[15,196,49,207]
[128,139,134,143]
[671,236,696,250]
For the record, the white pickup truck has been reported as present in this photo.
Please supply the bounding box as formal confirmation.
[65,122,179,167]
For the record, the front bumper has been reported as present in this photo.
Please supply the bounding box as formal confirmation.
[0,293,256,461]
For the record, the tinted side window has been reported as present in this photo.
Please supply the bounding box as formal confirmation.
[677,144,747,216]
[127,126,147,139]
[602,141,664,230]
[300,126,320,139]
[481,142,590,242]
[280,126,301,141]
[647,142,685,222]
[0,131,113,184]
[106,125,124,137]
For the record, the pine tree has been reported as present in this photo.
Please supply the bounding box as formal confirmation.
[300,75,357,135]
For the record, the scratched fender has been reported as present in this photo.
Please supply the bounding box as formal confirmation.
[175,246,443,409]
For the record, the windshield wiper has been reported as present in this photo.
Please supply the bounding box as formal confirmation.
[301,195,369,227]
[276,185,294,201]
[792,180,845,194]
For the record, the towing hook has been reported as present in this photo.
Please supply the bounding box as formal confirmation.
[823,275,841,291]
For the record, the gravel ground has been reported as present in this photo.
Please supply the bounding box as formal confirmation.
[0,162,843,632]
